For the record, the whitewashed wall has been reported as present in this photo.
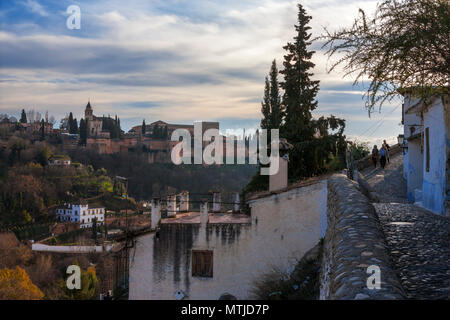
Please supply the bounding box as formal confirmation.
[422,98,447,215]
[403,94,425,201]
[129,180,327,300]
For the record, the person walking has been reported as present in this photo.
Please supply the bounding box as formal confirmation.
[380,145,387,169]
[371,145,379,168]
[383,139,390,163]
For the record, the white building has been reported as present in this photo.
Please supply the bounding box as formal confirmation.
[56,202,105,228]
[128,160,327,300]
[401,89,449,216]
[48,155,71,166]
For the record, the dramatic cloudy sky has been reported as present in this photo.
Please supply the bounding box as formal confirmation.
[0,0,403,144]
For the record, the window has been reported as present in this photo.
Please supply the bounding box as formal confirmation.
[401,103,404,125]
[425,127,430,172]
[192,250,213,278]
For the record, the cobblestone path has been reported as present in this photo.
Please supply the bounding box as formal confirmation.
[362,153,450,299]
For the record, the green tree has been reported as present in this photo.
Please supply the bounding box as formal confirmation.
[72,118,79,134]
[245,3,347,193]
[142,120,146,135]
[35,144,51,166]
[9,138,27,162]
[79,118,87,145]
[269,60,282,130]
[261,76,271,130]
[261,59,283,148]
[61,262,98,300]
[117,118,122,139]
[40,119,45,141]
[20,109,27,124]
[68,113,79,134]
[92,217,98,244]
[68,113,74,134]
[101,116,122,139]
[280,4,320,180]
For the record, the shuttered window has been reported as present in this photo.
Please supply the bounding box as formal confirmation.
[192,250,213,278]
[425,127,430,172]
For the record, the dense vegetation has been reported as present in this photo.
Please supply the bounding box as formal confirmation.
[0,134,135,227]
[0,128,257,227]
[67,148,258,204]
[245,4,347,195]
[0,233,105,300]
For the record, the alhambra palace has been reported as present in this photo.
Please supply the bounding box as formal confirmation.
[81,102,220,163]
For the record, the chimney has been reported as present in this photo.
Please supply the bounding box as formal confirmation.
[151,198,161,229]
[200,202,209,226]
[269,155,288,192]
[269,138,292,192]
[179,191,189,212]
[212,192,221,213]
[232,193,240,213]
[166,194,177,218]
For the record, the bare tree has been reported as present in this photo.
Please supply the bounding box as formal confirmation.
[321,0,450,113]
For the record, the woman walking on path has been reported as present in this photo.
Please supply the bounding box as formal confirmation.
[383,140,390,163]
[371,145,379,168]
[380,145,387,169]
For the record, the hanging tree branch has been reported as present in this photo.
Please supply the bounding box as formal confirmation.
[320,0,450,113]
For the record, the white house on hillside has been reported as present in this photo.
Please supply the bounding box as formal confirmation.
[56,202,105,228]
[401,89,449,216]
[48,155,71,166]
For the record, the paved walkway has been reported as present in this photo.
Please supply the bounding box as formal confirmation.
[361,153,450,300]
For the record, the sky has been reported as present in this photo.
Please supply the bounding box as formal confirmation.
[0,0,403,145]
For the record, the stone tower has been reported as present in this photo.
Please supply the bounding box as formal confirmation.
[85,101,93,121]
[84,101,102,137]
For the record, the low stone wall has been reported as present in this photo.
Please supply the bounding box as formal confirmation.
[355,144,401,171]
[32,243,112,253]
[319,174,406,299]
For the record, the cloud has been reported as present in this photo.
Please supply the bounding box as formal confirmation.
[0,0,402,143]
[22,0,49,17]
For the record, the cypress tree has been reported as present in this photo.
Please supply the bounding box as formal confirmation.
[269,60,282,130]
[117,118,121,139]
[280,4,320,180]
[40,119,45,140]
[260,77,271,130]
[261,60,282,131]
[20,109,27,124]
[73,118,79,134]
[92,217,97,244]
[142,120,146,135]
[245,3,347,195]
[79,119,87,145]
[68,112,74,133]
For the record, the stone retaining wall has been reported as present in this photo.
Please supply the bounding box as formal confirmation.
[32,243,112,253]
[319,174,406,299]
